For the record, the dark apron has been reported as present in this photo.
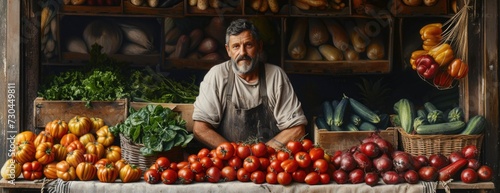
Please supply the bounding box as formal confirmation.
[219,63,281,142]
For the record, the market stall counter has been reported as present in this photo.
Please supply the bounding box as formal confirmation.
[0,178,494,193]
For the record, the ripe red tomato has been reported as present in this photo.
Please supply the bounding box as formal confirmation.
[309,147,325,161]
[313,159,329,173]
[266,172,278,184]
[277,172,292,185]
[259,157,270,171]
[189,161,204,174]
[301,139,314,152]
[251,142,267,157]
[197,148,211,158]
[205,166,221,183]
[461,168,478,183]
[155,157,170,172]
[292,169,307,183]
[267,145,276,155]
[236,145,251,159]
[477,165,493,181]
[295,151,312,168]
[286,140,303,154]
[195,172,206,182]
[211,157,224,170]
[177,161,190,170]
[187,154,200,163]
[161,169,178,184]
[177,168,194,184]
[228,156,242,169]
[277,151,291,162]
[281,159,299,173]
[305,172,321,185]
[243,156,261,173]
[268,160,284,173]
[199,156,214,169]
[319,173,331,184]
[144,169,161,184]
[250,171,266,184]
[237,167,250,182]
[169,162,178,171]
[216,142,235,160]
[221,166,236,181]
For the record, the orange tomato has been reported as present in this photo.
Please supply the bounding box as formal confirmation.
[76,162,97,181]
[34,131,54,148]
[45,119,69,142]
[105,145,121,163]
[97,162,119,183]
[120,164,142,183]
[35,142,55,165]
[68,116,92,137]
[85,142,105,159]
[56,160,77,181]
[96,126,115,147]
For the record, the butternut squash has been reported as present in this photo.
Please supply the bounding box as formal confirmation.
[345,20,368,53]
[197,37,218,54]
[259,0,269,12]
[344,47,359,61]
[268,0,280,13]
[305,46,323,61]
[170,35,190,59]
[287,18,308,60]
[319,44,343,61]
[197,0,208,10]
[164,27,182,45]
[308,18,329,47]
[322,19,350,51]
[250,0,263,11]
[366,38,385,60]
[292,0,310,10]
[189,28,205,51]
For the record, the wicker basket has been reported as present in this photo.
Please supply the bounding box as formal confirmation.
[397,127,483,157]
[119,134,184,173]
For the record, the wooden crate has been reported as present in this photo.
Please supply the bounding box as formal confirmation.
[129,102,194,132]
[33,97,128,129]
[123,0,184,16]
[60,4,123,14]
[313,122,399,155]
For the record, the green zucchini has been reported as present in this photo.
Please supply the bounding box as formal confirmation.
[447,107,464,122]
[376,113,389,129]
[315,117,330,130]
[330,124,343,131]
[461,115,487,135]
[417,109,427,118]
[359,122,376,131]
[333,96,349,127]
[345,123,359,131]
[348,96,380,124]
[331,100,339,110]
[394,98,416,134]
[350,114,362,126]
[416,121,466,135]
[424,102,444,124]
[322,100,335,126]
[413,116,428,131]
[391,114,401,127]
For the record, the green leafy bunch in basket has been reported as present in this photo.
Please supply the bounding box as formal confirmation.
[110,104,193,156]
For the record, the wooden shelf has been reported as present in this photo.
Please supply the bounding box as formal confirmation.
[123,1,183,16]
[59,52,161,66]
[60,4,123,14]
[283,60,392,75]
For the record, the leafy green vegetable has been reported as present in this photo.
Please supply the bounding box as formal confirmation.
[109,104,193,156]
[129,66,199,103]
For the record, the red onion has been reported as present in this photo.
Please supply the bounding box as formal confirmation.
[448,151,465,163]
[364,172,379,186]
[462,145,479,159]
[340,152,357,172]
[428,153,449,170]
[349,169,365,184]
[467,159,481,170]
[353,152,373,171]
[393,153,413,173]
[332,169,348,184]
[373,154,393,173]
[404,170,419,184]
[359,142,381,158]
[461,168,478,183]
[418,166,438,181]
[382,171,400,184]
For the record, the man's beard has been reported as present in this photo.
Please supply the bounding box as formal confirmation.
[231,54,259,75]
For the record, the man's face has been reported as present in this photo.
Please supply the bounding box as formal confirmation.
[225,30,261,74]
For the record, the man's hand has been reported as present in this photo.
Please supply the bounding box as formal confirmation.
[266,124,306,150]
[193,121,228,149]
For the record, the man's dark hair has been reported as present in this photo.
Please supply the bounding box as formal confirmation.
[225,19,260,44]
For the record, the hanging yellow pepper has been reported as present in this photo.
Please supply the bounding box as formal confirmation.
[428,43,454,67]
[410,50,428,70]
[420,23,442,51]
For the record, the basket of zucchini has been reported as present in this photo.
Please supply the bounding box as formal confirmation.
[393,98,486,157]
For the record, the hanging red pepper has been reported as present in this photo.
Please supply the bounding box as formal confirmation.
[415,55,439,79]
[447,58,469,79]
[433,70,455,88]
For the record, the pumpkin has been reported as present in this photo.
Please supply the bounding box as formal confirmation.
[13,142,36,165]
[97,162,119,183]
[66,149,85,168]
[85,142,106,159]
[43,162,58,179]
[90,117,105,134]
[79,133,96,146]
[35,142,55,165]
[45,119,69,142]
[56,160,77,181]
[53,144,68,162]
[60,133,79,147]
[120,164,142,183]
[22,161,43,180]
[33,131,54,148]
[14,131,36,145]
[66,140,85,152]
[68,116,92,137]
[96,125,115,147]
[1,158,22,180]
[76,162,97,181]
[106,146,122,163]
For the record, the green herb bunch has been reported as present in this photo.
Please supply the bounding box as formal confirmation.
[109,104,193,156]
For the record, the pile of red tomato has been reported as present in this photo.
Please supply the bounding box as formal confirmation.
[143,138,334,185]
[143,132,494,186]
